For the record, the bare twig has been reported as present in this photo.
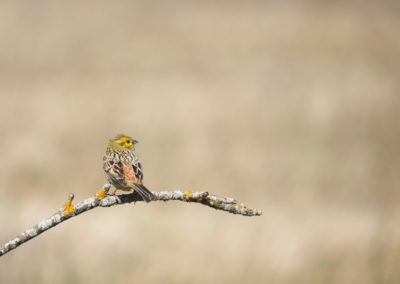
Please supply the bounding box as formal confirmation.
[0,184,262,257]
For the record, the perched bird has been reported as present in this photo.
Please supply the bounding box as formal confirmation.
[103,134,156,202]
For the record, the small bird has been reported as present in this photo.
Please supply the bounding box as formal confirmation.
[103,134,156,202]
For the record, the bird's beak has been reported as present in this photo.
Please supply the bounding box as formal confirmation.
[133,140,139,144]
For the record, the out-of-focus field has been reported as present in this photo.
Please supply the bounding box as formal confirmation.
[0,0,400,283]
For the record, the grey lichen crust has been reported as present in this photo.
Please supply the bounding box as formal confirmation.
[0,184,261,256]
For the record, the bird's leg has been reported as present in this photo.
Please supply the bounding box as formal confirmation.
[110,188,119,196]
[96,184,111,200]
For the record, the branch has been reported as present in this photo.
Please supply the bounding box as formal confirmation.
[0,184,262,257]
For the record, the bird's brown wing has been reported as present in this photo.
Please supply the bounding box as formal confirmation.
[103,156,127,188]
[132,161,144,182]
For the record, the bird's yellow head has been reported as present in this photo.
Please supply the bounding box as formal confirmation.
[108,134,138,150]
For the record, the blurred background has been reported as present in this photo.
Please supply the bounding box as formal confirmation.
[0,0,399,283]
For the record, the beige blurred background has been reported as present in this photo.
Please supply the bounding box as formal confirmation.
[0,0,399,283]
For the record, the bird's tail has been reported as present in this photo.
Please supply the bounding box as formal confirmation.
[134,184,157,202]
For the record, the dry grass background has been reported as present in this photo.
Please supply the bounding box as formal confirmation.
[0,0,400,283]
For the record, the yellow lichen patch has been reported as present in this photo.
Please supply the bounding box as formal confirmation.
[230,204,235,209]
[210,201,215,206]
[96,189,108,200]
[238,204,243,208]
[184,190,195,201]
[63,200,75,216]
